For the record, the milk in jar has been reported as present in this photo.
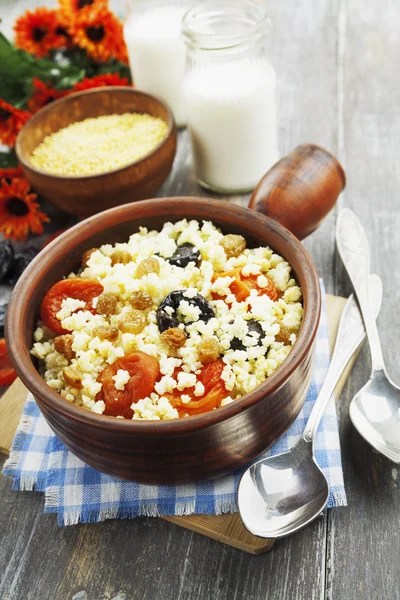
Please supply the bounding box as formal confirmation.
[182,1,279,193]
[124,2,191,127]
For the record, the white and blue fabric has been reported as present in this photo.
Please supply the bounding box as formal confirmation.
[3,282,347,526]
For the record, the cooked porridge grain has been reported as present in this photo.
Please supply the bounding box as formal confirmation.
[32,220,304,420]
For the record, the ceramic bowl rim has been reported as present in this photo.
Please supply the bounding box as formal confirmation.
[6,197,321,435]
[15,87,176,181]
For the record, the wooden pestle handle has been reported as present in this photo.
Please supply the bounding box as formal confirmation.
[249,144,346,240]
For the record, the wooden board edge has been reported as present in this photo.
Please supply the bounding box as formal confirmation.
[163,514,275,554]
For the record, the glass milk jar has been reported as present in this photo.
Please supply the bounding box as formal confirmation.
[124,0,193,127]
[182,1,279,193]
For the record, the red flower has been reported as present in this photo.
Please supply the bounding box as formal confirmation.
[70,5,123,63]
[73,73,129,91]
[0,99,31,147]
[0,167,24,185]
[0,179,49,242]
[14,7,65,58]
[28,78,68,113]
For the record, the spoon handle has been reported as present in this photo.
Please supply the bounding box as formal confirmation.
[302,274,382,443]
[336,208,385,372]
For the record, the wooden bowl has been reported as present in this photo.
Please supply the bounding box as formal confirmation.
[5,198,321,484]
[15,88,177,218]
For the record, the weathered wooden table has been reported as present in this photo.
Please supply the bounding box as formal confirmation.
[1,0,399,598]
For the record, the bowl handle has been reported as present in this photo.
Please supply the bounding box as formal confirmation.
[249,144,346,240]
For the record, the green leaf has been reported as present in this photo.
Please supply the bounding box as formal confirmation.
[0,32,85,107]
[51,48,99,78]
[0,150,19,169]
[96,60,132,83]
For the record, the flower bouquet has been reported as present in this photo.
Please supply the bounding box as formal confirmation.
[0,0,131,243]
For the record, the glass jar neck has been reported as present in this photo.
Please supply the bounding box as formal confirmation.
[182,0,269,53]
[127,0,191,10]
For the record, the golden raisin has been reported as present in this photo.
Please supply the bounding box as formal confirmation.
[129,291,153,310]
[160,327,187,349]
[275,323,291,345]
[96,292,118,316]
[135,257,160,278]
[54,334,75,360]
[118,310,146,334]
[110,250,131,265]
[81,248,98,268]
[93,325,119,342]
[62,367,83,389]
[220,234,247,259]
[198,337,220,364]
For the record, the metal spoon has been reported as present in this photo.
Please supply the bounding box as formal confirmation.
[238,274,382,539]
[337,208,400,463]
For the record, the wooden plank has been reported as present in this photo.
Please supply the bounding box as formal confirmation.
[326,0,400,598]
[0,378,28,454]
[164,514,275,555]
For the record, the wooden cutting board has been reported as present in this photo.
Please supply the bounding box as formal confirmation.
[0,294,354,554]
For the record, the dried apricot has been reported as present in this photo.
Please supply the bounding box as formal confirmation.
[211,270,279,303]
[211,269,249,303]
[166,359,228,417]
[97,351,160,418]
[40,278,104,335]
[241,274,279,302]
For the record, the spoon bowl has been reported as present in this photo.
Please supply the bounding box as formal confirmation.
[238,438,329,538]
[337,208,400,465]
[350,371,400,463]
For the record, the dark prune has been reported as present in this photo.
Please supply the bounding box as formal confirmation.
[230,319,265,351]
[0,240,14,283]
[0,303,7,337]
[6,246,39,286]
[167,243,201,268]
[157,290,215,333]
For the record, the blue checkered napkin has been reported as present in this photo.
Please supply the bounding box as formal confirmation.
[3,282,347,526]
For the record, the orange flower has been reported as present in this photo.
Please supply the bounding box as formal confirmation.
[14,7,65,58]
[0,166,24,185]
[54,11,74,48]
[70,5,123,63]
[73,73,129,91]
[113,19,129,64]
[28,78,68,113]
[0,100,31,147]
[0,179,49,242]
[57,0,108,27]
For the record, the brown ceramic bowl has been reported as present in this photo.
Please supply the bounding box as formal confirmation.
[6,198,321,484]
[15,88,177,218]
